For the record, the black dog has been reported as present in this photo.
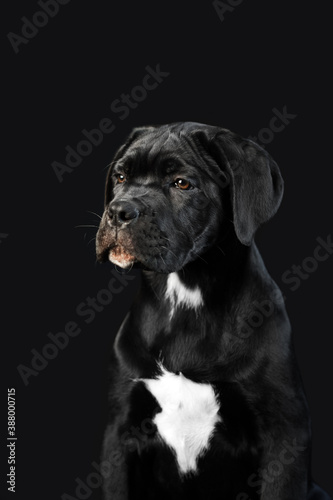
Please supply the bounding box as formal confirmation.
[96,122,330,499]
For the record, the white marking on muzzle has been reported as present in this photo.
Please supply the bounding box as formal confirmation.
[140,365,221,475]
[165,272,203,319]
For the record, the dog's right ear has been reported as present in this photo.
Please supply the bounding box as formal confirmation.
[104,126,155,206]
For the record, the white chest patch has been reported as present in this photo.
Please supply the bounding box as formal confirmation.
[165,272,204,319]
[140,366,221,475]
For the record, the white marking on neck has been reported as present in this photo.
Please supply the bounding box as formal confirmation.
[140,365,221,475]
[165,272,203,319]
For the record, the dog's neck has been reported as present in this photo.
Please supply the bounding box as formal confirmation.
[117,238,273,376]
[142,236,255,309]
[136,239,265,334]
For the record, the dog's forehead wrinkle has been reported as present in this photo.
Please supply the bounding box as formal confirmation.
[131,176,159,187]
[128,156,197,181]
[142,129,200,162]
[178,132,210,164]
[133,129,178,165]
[122,133,208,177]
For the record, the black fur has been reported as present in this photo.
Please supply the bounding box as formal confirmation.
[96,122,331,500]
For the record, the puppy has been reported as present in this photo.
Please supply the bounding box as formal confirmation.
[96,122,331,499]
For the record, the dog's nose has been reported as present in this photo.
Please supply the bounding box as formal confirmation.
[108,200,140,225]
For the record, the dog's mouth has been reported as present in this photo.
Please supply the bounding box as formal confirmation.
[96,210,189,273]
[108,244,137,269]
[96,213,138,267]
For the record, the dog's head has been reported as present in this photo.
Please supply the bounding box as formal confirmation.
[96,122,283,273]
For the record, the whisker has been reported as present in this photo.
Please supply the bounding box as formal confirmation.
[128,261,134,271]
[159,253,167,268]
[75,224,100,229]
[159,235,171,242]
[103,160,117,172]
[217,246,226,257]
[193,252,208,265]
[150,267,162,302]
[87,210,102,220]
[160,246,178,261]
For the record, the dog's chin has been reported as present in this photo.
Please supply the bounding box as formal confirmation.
[105,244,187,274]
[108,246,137,269]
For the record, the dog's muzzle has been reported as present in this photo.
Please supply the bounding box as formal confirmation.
[96,196,152,269]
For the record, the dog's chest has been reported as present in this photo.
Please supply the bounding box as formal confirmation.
[140,366,221,475]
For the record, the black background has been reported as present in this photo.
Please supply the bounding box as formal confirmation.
[2,1,332,499]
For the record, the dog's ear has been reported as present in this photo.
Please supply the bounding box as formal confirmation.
[104,126,155,206]
[209,129,284,246]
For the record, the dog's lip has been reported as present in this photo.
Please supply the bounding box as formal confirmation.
[108,245,136,268]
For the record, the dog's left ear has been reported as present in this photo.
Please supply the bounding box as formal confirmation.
[208,129,284,246]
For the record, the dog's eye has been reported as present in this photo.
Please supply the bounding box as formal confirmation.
[174,178,192,190]
[116,174,126,184]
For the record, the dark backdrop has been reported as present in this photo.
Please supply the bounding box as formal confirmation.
[2,1,332,499]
